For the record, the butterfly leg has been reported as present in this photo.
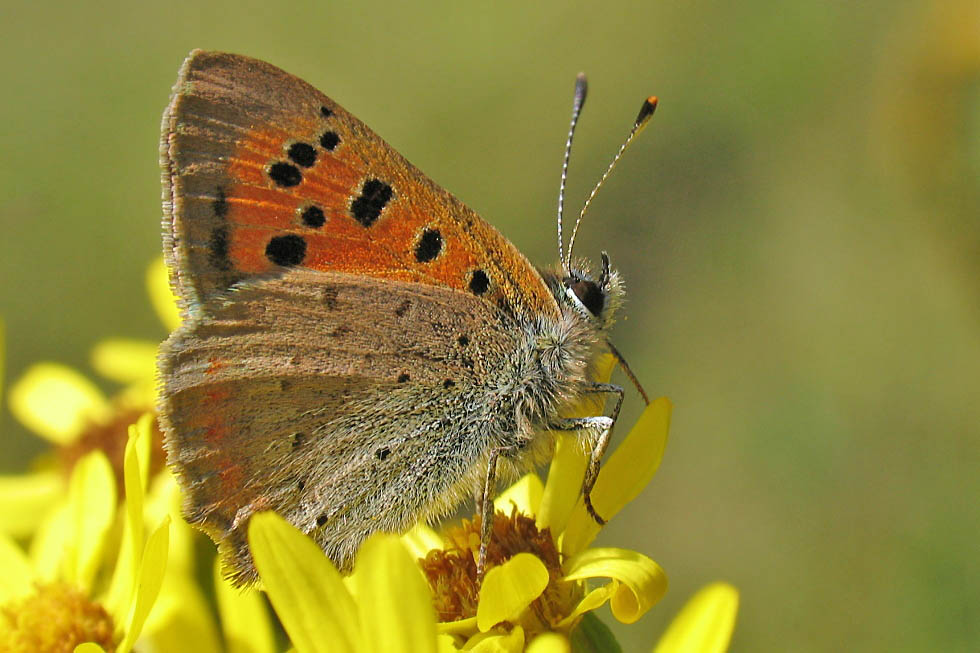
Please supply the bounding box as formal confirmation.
[550,382,625,525]
[478,444,518,581]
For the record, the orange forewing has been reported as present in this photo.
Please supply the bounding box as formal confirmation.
[164,51,558,322]
[224,122,478,284]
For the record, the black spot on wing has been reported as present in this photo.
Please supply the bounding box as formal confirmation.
[213,186,228,217]
[268,162,302,187]
[301,205,326,227]
[266,235,307,266]
[320,131,340,151]
[468,270,490,295]
[287,142,317,168]
[209,226,231,271]
[207,186,232,271]
[414,228,442,262]
[350,179,393,227]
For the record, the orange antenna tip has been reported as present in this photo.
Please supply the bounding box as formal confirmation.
[635,96,658,129]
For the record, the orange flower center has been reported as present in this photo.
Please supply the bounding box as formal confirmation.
[419,508,582,632]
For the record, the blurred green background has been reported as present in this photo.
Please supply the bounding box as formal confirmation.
[1,1,977,650]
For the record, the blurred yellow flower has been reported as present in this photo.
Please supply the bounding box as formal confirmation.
[0,417,169,653]
[1,258,177,537]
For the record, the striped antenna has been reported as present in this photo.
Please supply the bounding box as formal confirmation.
[557,73,588,264]
[564,95,658,269]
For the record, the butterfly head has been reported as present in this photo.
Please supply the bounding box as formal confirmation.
[551,76,654,334]
[553,251,624,332]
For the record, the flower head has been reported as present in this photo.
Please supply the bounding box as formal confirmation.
[0,416,170,653]
[408,390,673,650]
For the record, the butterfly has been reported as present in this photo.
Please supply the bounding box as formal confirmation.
[158,50,656,585]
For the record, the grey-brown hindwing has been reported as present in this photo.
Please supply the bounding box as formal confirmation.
[160,269,528,583]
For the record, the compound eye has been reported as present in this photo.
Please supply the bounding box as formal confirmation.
[567,278,605,316]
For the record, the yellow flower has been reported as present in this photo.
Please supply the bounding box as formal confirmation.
[408,389,673,651]
[0,416,169,653]
[247,511,452,653]
[1,258,177,537]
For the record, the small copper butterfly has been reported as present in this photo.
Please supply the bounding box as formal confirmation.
[158,50,657,585]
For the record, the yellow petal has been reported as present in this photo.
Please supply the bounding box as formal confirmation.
[8,363,109,444]
[555,584,616,630]
[526,632,571,653]
[494,473,544,516]
[144,472,195,574]
[437,633,461,652]
[652,583,739,653]
[564,547,668,624]
[122,421,148,552]
[0,471,63,537]
[476,553,549,632]
[118,517,170,653]
[536,434,587,535]
[402,523,445,559]
[148,257,181,331]
[132,415,153,491]
[436,616,478,636]
[215,558,276,653]
[354,534,437,653]
[67,450,116,591]
[562,398,671,556]
[106,418,151,618]
[0,532,33,602]
[466,625,525,652]
[74,644,107,653]
[90,339,158,384]
[249,511,360,653]
[29,502,70,581]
